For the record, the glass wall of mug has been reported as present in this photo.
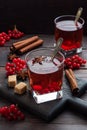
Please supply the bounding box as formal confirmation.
[54,15,85,56]
[25,48,65,104]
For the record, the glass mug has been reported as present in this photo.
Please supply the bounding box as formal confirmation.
[54,15,85,56]
[25,48,65,104]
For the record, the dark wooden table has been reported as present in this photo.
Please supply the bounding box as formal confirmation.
[0,34,87,130]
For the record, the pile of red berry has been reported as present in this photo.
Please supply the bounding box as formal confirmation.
[0,25,24,46]
[64,54,86,69]
[0,32,10,46]
[0,104,25,121]
[8,25,24,39]
[5,58,26,76]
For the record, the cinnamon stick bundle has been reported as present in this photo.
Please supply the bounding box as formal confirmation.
[10,35,44,55]
[13,36,39,50]
[18,39,43,54]
[65,69,79,95]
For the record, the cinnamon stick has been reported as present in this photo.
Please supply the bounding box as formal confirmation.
[65,69,79,95]
[13,40,25,46]
[13,36,39,50]
[68,69,76,79]
[18,39,43,54]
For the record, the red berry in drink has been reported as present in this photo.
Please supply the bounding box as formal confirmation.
[33,85,42,91]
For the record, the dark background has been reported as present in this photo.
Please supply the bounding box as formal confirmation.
[0,0,87,34]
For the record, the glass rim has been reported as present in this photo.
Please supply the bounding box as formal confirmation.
[54,15,85,26]
[25,47,65,65]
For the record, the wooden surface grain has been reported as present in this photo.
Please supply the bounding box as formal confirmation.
[0,35,87,130]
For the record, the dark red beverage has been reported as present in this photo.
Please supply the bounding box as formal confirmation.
[25,48,64,103]
[28,56,63,95]
[54,16,84,53]
[55,20,83,51]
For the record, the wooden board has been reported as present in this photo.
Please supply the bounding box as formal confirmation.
[0,77,87,122]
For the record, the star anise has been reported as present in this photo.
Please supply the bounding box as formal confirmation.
[17,70,28,81]
[8,53,19,61]
[32,56,45,65]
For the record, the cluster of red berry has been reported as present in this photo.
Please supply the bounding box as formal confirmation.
[0,32,10,46]
[64,54,86,69]
[0,25,24,46]
[5,58,26,76]
[0,104,25,121]
[8,29,24,39]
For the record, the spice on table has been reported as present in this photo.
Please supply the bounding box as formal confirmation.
[10,35,43,55]
[17,70,28,80]
[13,35,39,50]
[18,39,43,54]
[65,69,79,96]
[8,53,19,61]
